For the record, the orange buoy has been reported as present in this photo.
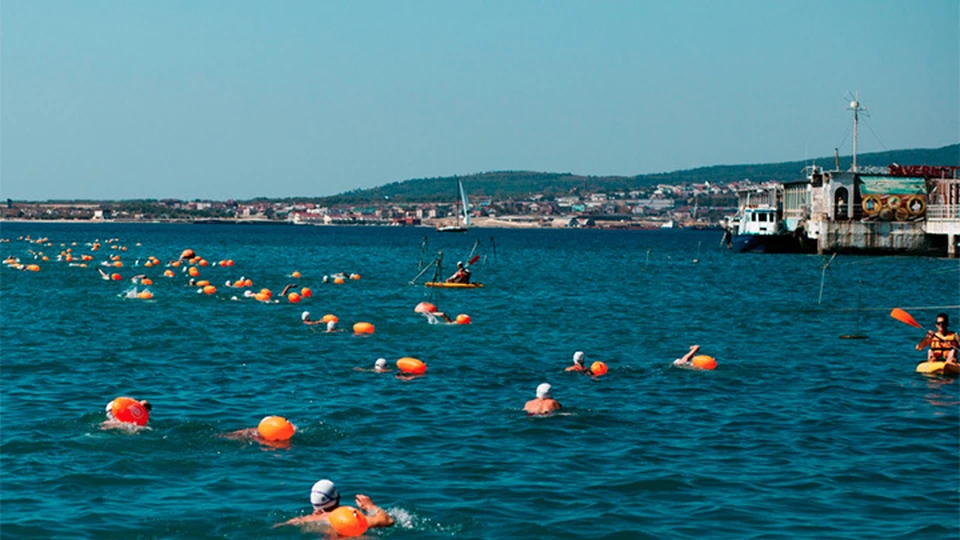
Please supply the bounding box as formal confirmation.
[257,416,295,441]
[203,285,217,295]
[254,292,269,302]
[353,322,375,334]
[188,267,200,277]
[260,288,272,298]
[415,302,437,313]
[455,314,471,325]
[300,287,312,298]
[25,264,40,272]
[590,361,609,376]
[113,261,123,268]
[322,314,339,323]
[144,261,153,267]
[692,355,717,370]
[287,292,301,303]
[164,269,175,277]
[397,357,426,374]
[137,290,153,299]
[199,259,209,267]
[171,261,181,268]
[227,260,235,267]
[195,280,210,287]
[328,506,369,537]
[334,277,345,285]
[243,278,252,287]
[350,274,360,280]
[111,273,122,281]
[291,271,301,278]
[180,249,195,260]
[109,397,149,426]
[141,278,153,286]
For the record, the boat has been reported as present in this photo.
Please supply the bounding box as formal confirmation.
[424,281,484,289]
[437,178,471,233]
[724,185,814,254]
[916,361,960,376]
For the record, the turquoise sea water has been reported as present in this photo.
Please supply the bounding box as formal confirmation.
[1,223,958,539]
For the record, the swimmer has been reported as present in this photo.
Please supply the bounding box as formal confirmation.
[672,344,701,367]
[322,275,330,283]
[101,397,152,431]
[355,358,392,373]
[524,383,562,415]
[422,310,454,324]
[565,351,588,372]
[301,311,324,326]
[274,479,394,530]
[325,320,342,333]
[97,268,111,281]
[279,284,297,297]
[221,416,297,448]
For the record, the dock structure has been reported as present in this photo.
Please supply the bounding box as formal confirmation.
[924,176,960,257]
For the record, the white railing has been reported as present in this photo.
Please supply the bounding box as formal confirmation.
[926,205,960,221]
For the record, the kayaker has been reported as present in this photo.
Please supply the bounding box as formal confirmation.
[524,383,562,415]
[916,313,959,364]
[446,261,471,284]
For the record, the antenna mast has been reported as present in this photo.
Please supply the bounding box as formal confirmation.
[847,92,865,172]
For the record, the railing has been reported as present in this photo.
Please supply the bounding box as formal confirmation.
[926,205,960,221]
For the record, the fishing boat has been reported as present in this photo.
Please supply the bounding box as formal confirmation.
[723,185,814,253]
[437,178,471,233]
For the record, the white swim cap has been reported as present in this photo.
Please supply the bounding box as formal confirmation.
[574,351,585,365]
[327,320,337,330]
[536,383,552,398]
[310,479,340,511]
[375,358,387,369]
[243,290,255,298]
[301,311,310,321]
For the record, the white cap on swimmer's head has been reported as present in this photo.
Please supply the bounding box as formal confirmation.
[326,320,337,330]
[301,311,310,321]
[375,358,387,369]
[310,479,340,511]
[536,383,552,398]
[573,351,585,365]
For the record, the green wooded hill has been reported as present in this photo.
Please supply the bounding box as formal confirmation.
[315,144,959,205]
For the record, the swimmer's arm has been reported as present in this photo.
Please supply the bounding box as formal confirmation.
[356,494,394,527]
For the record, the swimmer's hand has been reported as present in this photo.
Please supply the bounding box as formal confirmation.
[355,494,374,511]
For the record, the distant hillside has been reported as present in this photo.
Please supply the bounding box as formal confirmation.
[312,144,959,205]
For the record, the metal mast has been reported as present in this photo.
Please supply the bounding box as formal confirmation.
[847,92,864,172]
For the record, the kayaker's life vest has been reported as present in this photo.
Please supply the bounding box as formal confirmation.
[930,331,959,359]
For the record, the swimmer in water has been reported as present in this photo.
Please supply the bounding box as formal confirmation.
[221,417,296,448]
[274,479,394,530]
[97,268,111,280]
[565,351,588,372]
[301,311,324,326]
[421,310,454,324]
[672,344,701,367]
[524,383,562,415]
[325,320,342,333]
[101,397,152,431]
[279,284,297,297]
[356,358,392,373]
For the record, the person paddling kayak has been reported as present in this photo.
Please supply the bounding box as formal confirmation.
[916,313,959,365]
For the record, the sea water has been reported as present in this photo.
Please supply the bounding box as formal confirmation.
[1,223,957,539]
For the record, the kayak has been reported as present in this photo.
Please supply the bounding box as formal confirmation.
[916,361,960,376]
[425,282,484,289]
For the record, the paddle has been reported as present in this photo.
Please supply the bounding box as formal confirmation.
[465,254,480,268]
[890,308,922,329]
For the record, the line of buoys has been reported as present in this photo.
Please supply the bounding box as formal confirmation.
[353,322,375,334]
[397,357,426,374]
[257,416,296,441]
[328,506,369,537]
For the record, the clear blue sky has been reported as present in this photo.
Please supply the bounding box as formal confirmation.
[2,0,957,201]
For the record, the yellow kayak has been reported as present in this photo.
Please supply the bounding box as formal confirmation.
[425,282,484,289]
[916,361,960,376]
